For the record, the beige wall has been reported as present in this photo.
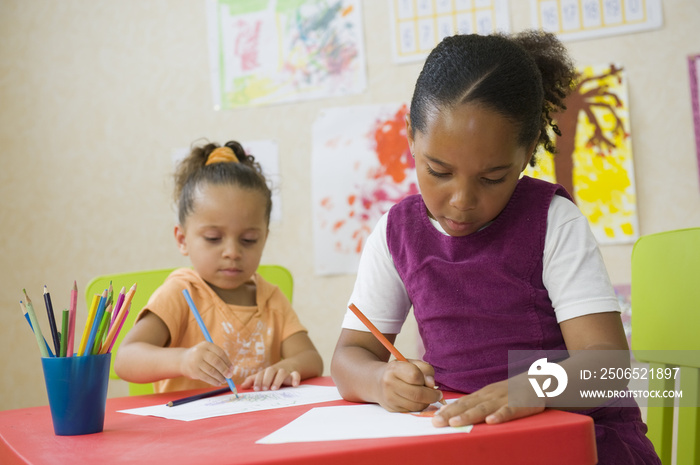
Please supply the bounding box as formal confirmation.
[1,0,698,411]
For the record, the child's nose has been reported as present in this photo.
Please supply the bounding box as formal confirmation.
[222,239,241,259]
[449,184,477,211]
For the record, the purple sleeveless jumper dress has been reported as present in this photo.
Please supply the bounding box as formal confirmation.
[386,176,659,464]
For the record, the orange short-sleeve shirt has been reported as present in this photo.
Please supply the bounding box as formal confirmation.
[137,268,307,393]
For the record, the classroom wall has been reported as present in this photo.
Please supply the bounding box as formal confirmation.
[1,0,698,411]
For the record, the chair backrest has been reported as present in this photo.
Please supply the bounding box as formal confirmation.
[84,265,293,396]
[631,228,700,465]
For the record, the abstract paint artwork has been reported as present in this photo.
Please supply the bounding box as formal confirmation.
[312,103,417,275]
[207,0,366,109]
[524,63,639,245]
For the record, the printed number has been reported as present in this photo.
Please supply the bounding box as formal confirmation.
[542,6,559,30]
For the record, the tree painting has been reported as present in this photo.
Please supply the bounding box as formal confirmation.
[525,63,639,245]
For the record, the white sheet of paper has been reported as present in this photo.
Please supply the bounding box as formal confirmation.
[118,385,343,422]
[256,403,472,444]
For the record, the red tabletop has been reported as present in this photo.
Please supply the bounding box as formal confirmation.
[0,377,596,465]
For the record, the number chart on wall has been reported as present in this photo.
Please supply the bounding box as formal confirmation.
[389,0,510,64]
[530,0,662,41]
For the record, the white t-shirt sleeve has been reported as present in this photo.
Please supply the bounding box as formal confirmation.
[342,213,411,334]
[341,196,620,332]
[543,196,621,322]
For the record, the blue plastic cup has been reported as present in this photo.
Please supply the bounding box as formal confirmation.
[41,353,111,435]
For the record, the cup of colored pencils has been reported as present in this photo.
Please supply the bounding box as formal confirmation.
[20,282,137,435]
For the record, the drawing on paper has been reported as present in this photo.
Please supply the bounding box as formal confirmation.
[205,390,297,407]
[119,385,343,422]
[207,0,366,109]
[312,103,418,275]
[524,63,638,245]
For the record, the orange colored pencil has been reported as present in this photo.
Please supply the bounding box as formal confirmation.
[348,303,446,405]
[348,303,407,362]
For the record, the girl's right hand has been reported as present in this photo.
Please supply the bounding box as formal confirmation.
[377,359,444,413]
[180,341,233,387]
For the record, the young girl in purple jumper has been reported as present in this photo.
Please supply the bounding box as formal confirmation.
[331,31,659,464]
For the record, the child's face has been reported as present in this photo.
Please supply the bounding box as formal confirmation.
[407,103,535,237]
[174,183,269,292]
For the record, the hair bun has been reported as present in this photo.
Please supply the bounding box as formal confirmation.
[205,146,239,165]
[224,141,247,162]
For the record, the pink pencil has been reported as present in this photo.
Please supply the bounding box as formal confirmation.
[67,281,77,357]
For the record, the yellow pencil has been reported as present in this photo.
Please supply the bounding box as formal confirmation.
[78,294,100,356]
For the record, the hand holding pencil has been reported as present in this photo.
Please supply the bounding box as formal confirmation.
[182,289,239,398]
[348,303,445,407]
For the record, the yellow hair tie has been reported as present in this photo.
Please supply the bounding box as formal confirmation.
[205,146,239,165]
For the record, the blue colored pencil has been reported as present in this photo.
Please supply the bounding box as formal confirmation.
[83,289,107,356]
[181,289,238,398]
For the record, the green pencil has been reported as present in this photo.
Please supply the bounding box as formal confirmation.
[91,307,111,355]
[60,310,69,357]
[23,290,50,358]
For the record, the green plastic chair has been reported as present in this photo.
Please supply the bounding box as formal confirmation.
[84,265,293,396]
[631,228,700,465]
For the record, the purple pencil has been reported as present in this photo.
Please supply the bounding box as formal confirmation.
[110,286,126,329]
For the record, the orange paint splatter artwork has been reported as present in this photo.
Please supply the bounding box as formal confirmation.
[312,104,419,274]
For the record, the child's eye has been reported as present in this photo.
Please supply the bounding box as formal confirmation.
[482,176,506,185]
[242,238,259,245]
[204,236,221,243]
[426,165,450,178]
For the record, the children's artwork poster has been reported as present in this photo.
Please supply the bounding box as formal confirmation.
[524,63,639,245]
[312,103,418,275]
[172,140,282,223]
[689,54,700,188]
[389,0,510,64]
[206,0,366,109]
[530,0,663,42]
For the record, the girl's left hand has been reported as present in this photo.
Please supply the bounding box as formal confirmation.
[240,365,301,391]
[432,379,545,427]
